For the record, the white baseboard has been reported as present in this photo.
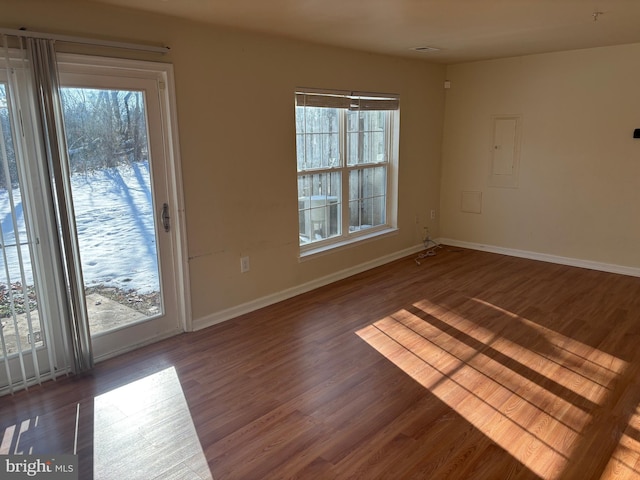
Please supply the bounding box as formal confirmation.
[192,243,426,331]
[438,238,640,278]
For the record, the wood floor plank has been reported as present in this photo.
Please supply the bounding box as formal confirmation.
[3,247,640,479]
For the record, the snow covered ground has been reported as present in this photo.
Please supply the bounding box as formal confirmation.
[0,161,159,295]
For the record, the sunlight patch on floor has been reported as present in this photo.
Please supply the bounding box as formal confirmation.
[94,366,212,480]
[355,300,627,480]
[470,298,627,385]
[602,405,640,477]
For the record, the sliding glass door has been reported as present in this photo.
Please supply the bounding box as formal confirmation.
[0,50,186,394]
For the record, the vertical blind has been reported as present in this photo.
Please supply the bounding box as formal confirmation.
[0,34,93,395]
[0,36,59,393]
[27,37,94,374]
[0,36,52,393]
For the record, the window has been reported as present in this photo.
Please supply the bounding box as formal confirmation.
[295,89,399,253]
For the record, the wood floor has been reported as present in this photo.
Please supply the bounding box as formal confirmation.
[2,246,640,479]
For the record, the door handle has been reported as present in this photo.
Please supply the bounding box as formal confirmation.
[161,203,170,232]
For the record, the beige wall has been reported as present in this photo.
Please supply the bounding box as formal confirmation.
[2,0,446,323]
[441,44,640,270]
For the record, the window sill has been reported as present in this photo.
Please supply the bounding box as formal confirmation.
[299,227,399,261]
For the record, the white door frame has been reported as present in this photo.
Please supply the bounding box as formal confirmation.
[56,54,192,359]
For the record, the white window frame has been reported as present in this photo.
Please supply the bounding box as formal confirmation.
[295,88,400,257]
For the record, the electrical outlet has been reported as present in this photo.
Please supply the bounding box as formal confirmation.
[430,209,436,220]
[240,256,250,273]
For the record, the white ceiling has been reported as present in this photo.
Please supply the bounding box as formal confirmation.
[87,0,640,63]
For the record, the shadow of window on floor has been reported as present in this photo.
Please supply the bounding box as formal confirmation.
[356,297,630,479]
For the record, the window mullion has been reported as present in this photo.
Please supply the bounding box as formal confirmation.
[385,112,393,223]
[340,109,349,239]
